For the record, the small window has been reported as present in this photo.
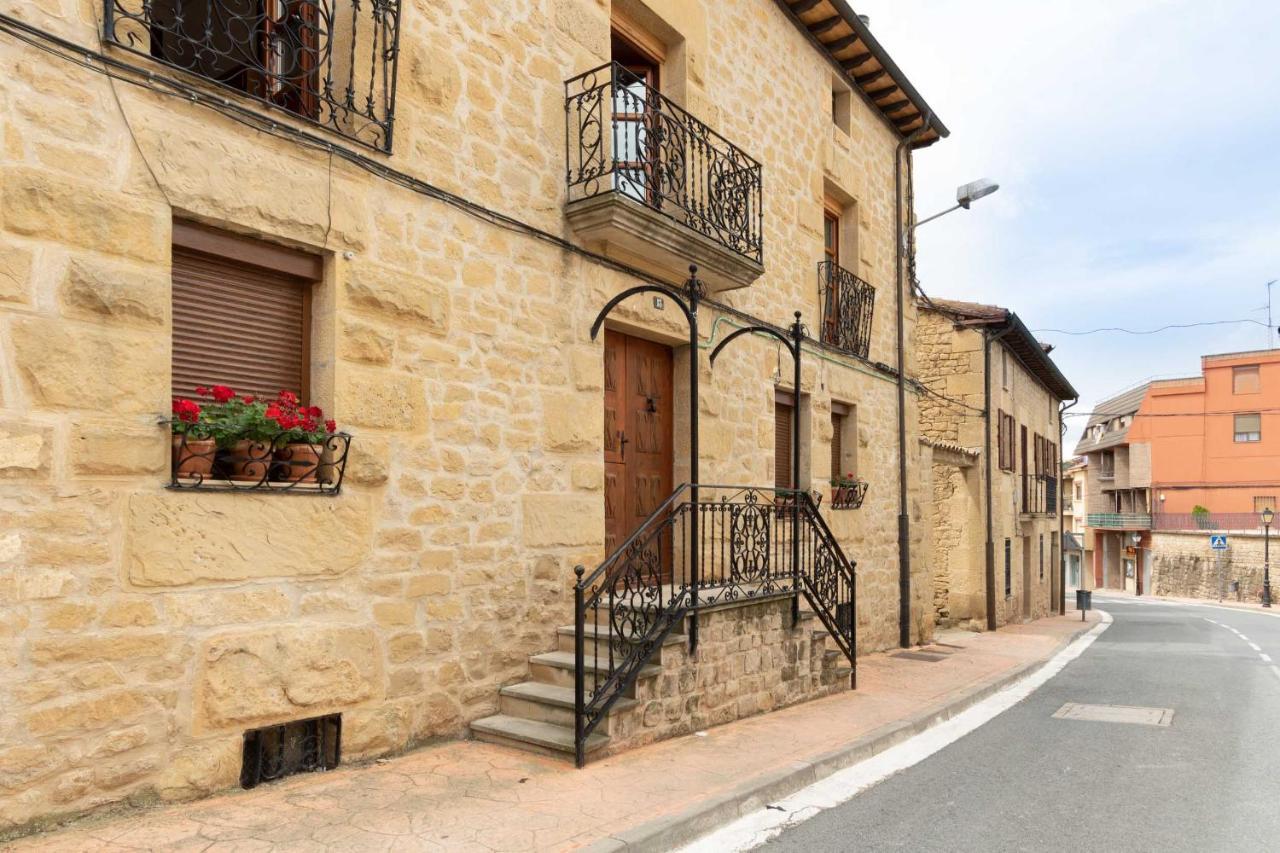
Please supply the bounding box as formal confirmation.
[996,411,1017,472]
[1234,413,1262,443]
[824,207,840,266]
[831,75,852,134]
[831,401,857,480]
[171,221,319,402]
[1255,496,1277,513]
[1001,348,1010,390]
[1233,365,1261,395]
[775,392,794,490]
[1039,533,1044,580]
[1004,538,1012,598]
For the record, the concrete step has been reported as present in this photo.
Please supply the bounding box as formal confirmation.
[528,650,662,691]
[471,714,608,760]
[554,623,687,655]
[498,681,637,729]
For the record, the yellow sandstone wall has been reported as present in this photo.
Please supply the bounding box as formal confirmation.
[0,0,932,832]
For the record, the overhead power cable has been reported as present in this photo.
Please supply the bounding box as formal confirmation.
[1033,318,1272,336]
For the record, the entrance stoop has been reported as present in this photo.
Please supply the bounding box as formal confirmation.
[471,598,850,761]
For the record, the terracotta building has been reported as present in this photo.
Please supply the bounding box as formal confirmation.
[0,0,964,833]
[917,299,1078,630]
[1075,348,1280,595]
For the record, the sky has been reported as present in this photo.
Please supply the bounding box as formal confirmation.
[855,0,1280,452]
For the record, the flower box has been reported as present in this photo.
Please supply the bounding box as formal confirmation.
[829,477,868,510]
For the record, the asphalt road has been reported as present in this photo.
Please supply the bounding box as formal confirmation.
[762,597,1280,852]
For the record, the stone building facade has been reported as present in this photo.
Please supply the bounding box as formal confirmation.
[0,0,950,834]
[917,299,1077,629]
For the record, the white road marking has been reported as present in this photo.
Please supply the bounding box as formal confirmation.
[1272,666,1280,683]
[1249,642,1262,651]
[1202,618,1275,673]
[676,612,1115,853]
[1261,654,1273,663]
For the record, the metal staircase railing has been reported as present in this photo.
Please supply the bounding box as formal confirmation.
[572,483,857,766]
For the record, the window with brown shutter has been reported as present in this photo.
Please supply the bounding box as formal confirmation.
[1233,365,1261,395]
[171,221,320,402]
[831,411,844,482]
[775,395,794,490]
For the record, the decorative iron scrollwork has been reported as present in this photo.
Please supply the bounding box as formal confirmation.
[819,261,876,359]
[104,0,402,151]
[565,62,764,264]
[169,429,351,494]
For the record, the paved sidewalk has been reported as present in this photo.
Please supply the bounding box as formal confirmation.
[8,613,1097,853]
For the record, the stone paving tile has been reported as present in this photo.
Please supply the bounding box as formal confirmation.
[8,614,1093,853]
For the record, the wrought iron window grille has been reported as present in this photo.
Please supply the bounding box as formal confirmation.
[818,260,875,359]
[241,713,340,788]
[104,1,403,152]
[169,428,352,494]
[564,62,764,265]
[829,478,868,510]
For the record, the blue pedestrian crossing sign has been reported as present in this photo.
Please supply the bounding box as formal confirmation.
[1209,535,1228,550]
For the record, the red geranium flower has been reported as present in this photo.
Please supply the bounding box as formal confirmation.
[195,385,210,397]
[278,390,299,406]
[325,419,336,433]
[211,385,236,403]
[171,398,201,424]
[242,396,256,404]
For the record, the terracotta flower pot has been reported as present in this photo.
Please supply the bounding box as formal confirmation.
[275,442,324,484]
[227,439,272,482]
[172,435,216,479]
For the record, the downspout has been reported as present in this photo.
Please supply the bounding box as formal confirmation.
[1058,397,1079,615]
[895,112,932,648]
[983,324,1014,631]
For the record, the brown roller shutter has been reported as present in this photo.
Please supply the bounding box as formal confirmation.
[170,224,318,403]
[831,412,844,481]
[775,399,793,490]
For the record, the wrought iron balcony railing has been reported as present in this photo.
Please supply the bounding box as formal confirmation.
[1153,512,1267,531]
[564,62,763,264]
[818,261,875,359]
[572,483,855,766]
[170,430,352,494]
[1086,512,1152,530]
[105,0,403,151]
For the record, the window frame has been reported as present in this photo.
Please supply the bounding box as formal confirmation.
[1234,412,1262,443]
[1232,365,1261,395]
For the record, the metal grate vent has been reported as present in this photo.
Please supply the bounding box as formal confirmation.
[240,713,341,789]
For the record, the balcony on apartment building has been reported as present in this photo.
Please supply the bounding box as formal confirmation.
[564,62,764,293]
[1086,513,1153,530]
[1153,512,1270,532]
[105,0,403,152]
[819,261,876,359]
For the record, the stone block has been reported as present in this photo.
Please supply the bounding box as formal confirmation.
[336,367,426,430]
[1,167,168,263]
[11,317,165,413]
[194,625,381,730]
[339,318,395,365]
[0,237,32,305]
[542,392,599,451]
[25,689,154,736]
[70,423,167,475]
[125,492,372,587]
[155,739,241,801]
[30,632,176,665]
[521,494,601,547]
[60,256,167,327]
[0,420,52,478]
[344,263,449,334]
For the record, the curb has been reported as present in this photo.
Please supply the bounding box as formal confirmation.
[578,617,1100,853]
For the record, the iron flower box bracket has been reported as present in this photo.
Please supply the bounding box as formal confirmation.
[169,430,352,495]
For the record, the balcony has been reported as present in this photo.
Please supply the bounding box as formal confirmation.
[1087,513,1152,530]
[1153,512,1267,532]
[819,261,875,359]
[564,63,764,292]
[105,0,403,151]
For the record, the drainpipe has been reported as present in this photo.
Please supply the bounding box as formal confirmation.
[895,112,932,648]
[1058,397,1078,615]
[983,324,1014,631]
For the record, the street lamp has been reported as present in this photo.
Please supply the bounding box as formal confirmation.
[1263,506,1274,608]
[913,178,1001,230]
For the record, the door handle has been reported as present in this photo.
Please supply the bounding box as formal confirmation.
[619,430,628,461]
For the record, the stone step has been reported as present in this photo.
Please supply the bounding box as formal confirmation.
[498,681,638,729]
[528,650,662,691]
[554,623,688,655]
[471,714,608,760]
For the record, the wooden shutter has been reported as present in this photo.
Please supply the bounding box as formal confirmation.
[831,412,844,481]
[997,410,1006,471]
[775,398,794,490]
[171,223,318,402]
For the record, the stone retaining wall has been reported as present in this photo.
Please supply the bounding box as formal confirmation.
[1151,531,1271,601]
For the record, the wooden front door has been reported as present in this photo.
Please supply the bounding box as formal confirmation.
[603,330,674,557]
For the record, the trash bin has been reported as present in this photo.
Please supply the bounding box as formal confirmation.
[1075,589,1092,621]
